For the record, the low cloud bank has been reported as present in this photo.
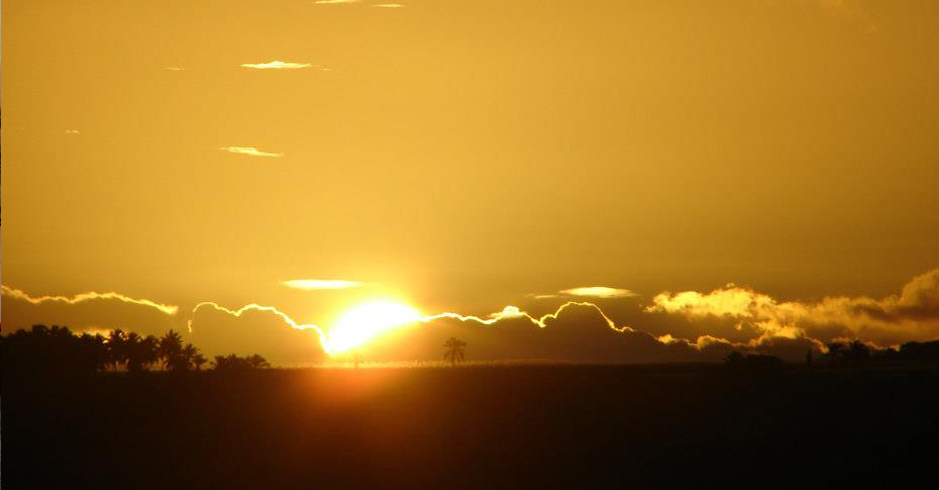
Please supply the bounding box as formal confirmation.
[4,269,938,365]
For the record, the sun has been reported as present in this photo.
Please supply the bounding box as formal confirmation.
[323,300,422,355]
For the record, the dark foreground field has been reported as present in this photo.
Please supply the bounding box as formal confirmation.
[4,364,939,488]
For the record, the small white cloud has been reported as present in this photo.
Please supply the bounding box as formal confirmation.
[528,293,559,300]
[219,146,284,158]
[241,61,312,70]
[65,129,80,134]
[487,306,527,320]
[282,280,370,290]
[372,3,404,7]
[559,287,638,299]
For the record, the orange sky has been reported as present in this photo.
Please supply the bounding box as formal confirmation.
[2,0,938,364]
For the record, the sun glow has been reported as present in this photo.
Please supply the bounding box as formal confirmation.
[324,301,421,355]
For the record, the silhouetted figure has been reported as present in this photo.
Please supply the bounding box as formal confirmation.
[444,337,466,365]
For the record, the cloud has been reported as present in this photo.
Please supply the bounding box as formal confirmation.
[185,299,635,363]
[366,302,709,364]
[425,302,624,331]
[65,129,80,134]
[559,287,637,299]
[187,302,327,365]
[282,280,370,290]
[646,268,939,347]
[528,293,559,300]
[164,66,185,71]
[219,146,284,158]
[314,0,358,3]
[1,285,179,337]
[1,285,178,315]
[240,61,312,70]
[372,3,404,7]
[12,269,939,366]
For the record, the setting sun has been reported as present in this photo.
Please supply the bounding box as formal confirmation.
[5,0,939,486]
[323,301,422,355]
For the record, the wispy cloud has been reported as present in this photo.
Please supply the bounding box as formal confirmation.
[373,3,404,7]
[528,293,559,300]
[65,129,80,135]
[219,146,284,158]
[282,280,370,290]
[558,287,637,299]
[1,285,178,316]
[313,0,358,5]
[241,61,312,70]
[164,66,185,71]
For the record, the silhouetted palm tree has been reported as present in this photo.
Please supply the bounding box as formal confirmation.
[106,329,129,370]
[443,337,466,365]
[158,330,203,372]
[126,332,159,373]
[159,330,185,371]
[184,344,207,370]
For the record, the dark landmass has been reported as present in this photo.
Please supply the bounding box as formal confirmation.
[4,363,939,488]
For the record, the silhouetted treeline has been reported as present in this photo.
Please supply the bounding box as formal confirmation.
[1,325,109,377]
[823,339,939,367]
[722,339,939,375]
[883,339,939,363]
[1,324,269,378]
[212,353,271,371]
[723,351,785,375]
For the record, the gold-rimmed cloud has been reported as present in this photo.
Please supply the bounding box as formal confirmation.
[282,280,370,290]
[558,287,637,299]
[241,61,312,70]
[219,146,283,158]
[646,268,939,346]
[1,285,178,316]
[10,269,939,366]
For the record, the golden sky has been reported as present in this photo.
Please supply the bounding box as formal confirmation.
[2,0,938,364]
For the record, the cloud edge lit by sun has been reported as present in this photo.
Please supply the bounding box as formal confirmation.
[282,280,371,290]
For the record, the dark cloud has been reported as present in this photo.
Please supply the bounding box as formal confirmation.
[1,286,177,337]
[187,304,327,365]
